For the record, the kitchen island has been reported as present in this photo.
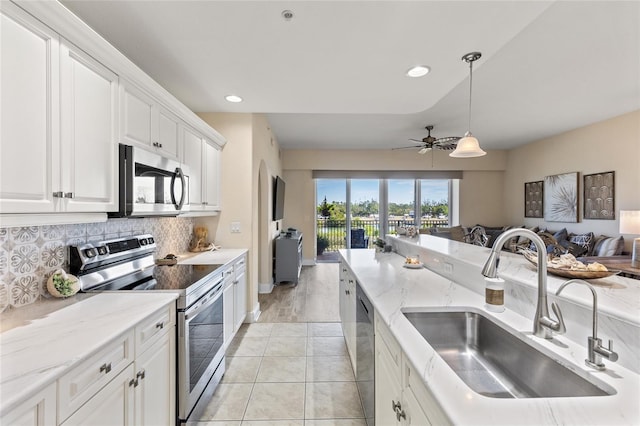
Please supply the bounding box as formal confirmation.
[341,244,640,425]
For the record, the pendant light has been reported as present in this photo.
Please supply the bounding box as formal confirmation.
[450,52,487,158]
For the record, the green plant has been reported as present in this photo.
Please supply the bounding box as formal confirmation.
[316,235,330,254]
[51,273,76,297]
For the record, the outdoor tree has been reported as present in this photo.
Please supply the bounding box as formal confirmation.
[317,196,334,218]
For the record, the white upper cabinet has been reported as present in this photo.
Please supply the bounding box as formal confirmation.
[0,3,60,213]
[0,4,117,214]
[60,39,118,212]
[120,80,181,161]
[182,125,221,212]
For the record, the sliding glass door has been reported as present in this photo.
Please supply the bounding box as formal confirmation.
[349,179,379,249]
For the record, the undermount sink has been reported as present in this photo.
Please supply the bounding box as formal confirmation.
[403,309,615,398]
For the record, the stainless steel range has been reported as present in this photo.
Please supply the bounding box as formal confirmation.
[69,234,226,424]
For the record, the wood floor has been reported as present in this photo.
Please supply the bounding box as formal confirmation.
[258,263,340,323]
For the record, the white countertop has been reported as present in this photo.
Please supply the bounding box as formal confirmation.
[177,248,248,266]
[341,249,640,425]
[0,292,178,416]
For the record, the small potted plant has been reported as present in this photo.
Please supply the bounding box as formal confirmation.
[47,269,80,298]
[317,235,330,255]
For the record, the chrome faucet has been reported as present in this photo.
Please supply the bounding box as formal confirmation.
[481,228,566,339]
[556,279,619,370]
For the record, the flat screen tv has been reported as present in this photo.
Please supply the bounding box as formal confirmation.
[273,176,286,220]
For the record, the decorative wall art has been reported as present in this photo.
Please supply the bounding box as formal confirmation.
[524,181,544,218]
[544,172,578,222]
[583,171,615,220]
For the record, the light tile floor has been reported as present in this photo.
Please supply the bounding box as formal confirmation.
[188,322,366,426]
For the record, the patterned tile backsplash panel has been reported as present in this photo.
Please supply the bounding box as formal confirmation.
[0,217,194,312]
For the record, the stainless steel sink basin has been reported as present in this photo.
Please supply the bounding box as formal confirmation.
[403,309,614,398]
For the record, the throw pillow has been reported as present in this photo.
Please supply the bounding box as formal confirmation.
[569,232,594,254]
[593,235,625,257]
[449,225,467,242]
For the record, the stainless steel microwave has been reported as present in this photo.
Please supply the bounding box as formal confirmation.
[110,144,189,217]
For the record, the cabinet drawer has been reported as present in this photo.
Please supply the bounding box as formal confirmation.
[404,355,450,426]
[374,313,401,373]
[135,304,175,357]
[234,257,246,275]
[58,330,134,422]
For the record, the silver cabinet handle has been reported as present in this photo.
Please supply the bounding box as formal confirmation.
[129,378,137,387]
[152,142,163,148]
[136,369,146,381]
[53,191,64,198]
[99,362,112,374]
[156,321,164,329]
[64,192,74,198]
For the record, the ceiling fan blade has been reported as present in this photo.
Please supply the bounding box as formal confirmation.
[392,145,423,151]
[435,136,461,144]
[418,147,432,155]
[408,138,424,143]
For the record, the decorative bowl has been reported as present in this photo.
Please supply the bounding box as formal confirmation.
[47,270,80,298]
[522,251,620,279]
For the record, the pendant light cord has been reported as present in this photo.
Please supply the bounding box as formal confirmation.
[467,59,473,133]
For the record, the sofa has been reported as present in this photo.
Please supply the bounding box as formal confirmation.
[426,224,626,259]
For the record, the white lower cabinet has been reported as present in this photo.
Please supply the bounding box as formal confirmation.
[375,313,450,426]
[3,305,175,426]
[60,365,135,426]
[133,329,175,426]
[0,382,56,426]
[339,262,357,371]
[223,255,248,347]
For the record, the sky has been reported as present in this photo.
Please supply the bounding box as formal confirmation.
[316,179,448,205]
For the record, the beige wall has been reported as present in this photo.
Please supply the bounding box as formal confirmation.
[196,112,282,318]
[282,148,509,260]
[504,110,640,251]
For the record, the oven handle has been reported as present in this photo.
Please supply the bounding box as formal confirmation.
[170,167,186,210]
[184,280,223,321]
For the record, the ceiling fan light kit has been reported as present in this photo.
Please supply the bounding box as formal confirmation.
[450,51,487,158]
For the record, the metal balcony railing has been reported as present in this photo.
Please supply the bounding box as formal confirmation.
[316,217,449,252]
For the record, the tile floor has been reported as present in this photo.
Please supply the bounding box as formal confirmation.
[188,321,366,425]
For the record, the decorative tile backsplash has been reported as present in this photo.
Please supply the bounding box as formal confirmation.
[0,217,194,312]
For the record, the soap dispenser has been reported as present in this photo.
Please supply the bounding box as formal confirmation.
[485,277,505,312]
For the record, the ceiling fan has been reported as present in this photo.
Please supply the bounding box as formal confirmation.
[394,125,461,154]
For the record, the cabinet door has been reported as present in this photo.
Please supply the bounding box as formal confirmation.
[60,39,118,212]
[61,364,135,426]
[203,140,220,210]
[375,337,402,426]
[0,3,60,213]
[134,329,175,426]
[120,80,155,148]
[223,279,235,347]
[0,382,56,426]
[157,106,181,160]
[403,387,431,426]
[344,278,357,369]
[338,264,349,337]
[182,126,203,207]
[234,260,247,331]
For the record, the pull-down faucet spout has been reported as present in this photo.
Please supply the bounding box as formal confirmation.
[481,228,566,339]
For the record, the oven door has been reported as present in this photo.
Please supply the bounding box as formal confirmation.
[113,144,189,217]
[178,281,224,421]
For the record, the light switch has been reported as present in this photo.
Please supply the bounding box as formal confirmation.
[444,262,453,274]
[231,222,241,233]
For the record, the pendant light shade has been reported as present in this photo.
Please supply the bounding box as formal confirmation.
[449,131,486,158]
[450,52,487,158]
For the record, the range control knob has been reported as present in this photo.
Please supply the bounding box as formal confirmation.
[148,237,155,244]
[97,246,108,255]
[140,238,148,246]
[84,248,97,258]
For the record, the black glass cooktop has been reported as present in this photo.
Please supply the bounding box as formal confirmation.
[152,264,224,291]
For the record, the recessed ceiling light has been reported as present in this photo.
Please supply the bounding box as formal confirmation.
[406,65,430,78]
[225,95,243,103]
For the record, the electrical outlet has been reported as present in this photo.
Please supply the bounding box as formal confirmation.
[231,222,241,233]
[443,262,453,274]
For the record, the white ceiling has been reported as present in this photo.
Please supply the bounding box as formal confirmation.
[61,1,640,151]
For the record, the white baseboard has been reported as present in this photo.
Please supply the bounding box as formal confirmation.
[259,281,274,294]
[245,302,261,323]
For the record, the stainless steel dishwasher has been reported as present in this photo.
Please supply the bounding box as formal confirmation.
[356,283,375,426]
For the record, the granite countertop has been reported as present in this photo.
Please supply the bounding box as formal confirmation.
[341,248,640,425]
[0,292,178,416]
